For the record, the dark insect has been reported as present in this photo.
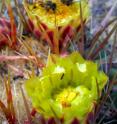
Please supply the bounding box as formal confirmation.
[61,0,74,6]
[61,0,80,6]
[44,1,57,12]
[33,0,57,12]
[60,73,64,80]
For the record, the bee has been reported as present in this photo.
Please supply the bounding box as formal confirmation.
[42,0,57,12]
[32,0,57,12]
[61,0,80,6]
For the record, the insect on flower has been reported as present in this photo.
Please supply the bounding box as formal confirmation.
[24,0,89,53]
[61,0,81,6]
[60,73,64,79]
[32,0,57,12]
[25,52,108,124]
[24,0,89,29]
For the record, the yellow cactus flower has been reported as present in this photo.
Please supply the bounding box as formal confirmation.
[25,52,108,124]
[24,0,89,29]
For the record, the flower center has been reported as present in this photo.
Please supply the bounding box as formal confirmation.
[55,87,79,108]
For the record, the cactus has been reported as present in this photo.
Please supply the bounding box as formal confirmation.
[25,52,108,124]
[0,3,18,49]
[23,0,89,54]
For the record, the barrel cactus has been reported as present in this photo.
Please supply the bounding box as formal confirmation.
[25,52,108,124]
[23,0,89,53]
